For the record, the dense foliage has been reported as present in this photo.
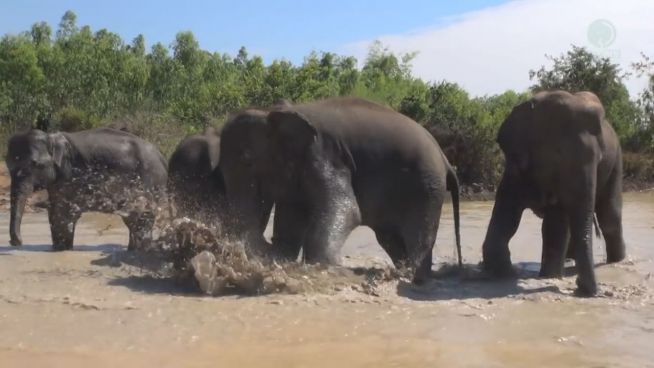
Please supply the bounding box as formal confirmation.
[1,11,652,187]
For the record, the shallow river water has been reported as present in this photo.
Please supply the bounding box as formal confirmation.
[0,192,652,367]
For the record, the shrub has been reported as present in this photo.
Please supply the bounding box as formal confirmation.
[54,107,99,132]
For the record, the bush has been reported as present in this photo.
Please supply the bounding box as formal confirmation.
[54,107,100,132]
[104,111,192,158]
[623,152,654,188]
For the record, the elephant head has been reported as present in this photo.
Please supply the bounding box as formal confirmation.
[496,92,605,209]
[6,129,70,246]
[219,105,317,248]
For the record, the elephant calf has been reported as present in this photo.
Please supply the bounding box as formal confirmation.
[6,128,168,250]
[168,127,226,223]
[219,97,461,283]
[482,90,626,296]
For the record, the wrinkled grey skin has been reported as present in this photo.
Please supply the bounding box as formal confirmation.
[482,91,626,296]
[7,128,168,251]
[219,97,461,282]
[168,127,225,224]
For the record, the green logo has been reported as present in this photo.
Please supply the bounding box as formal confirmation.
[587,19,616,48]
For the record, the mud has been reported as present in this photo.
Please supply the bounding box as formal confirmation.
[0,192,653,367]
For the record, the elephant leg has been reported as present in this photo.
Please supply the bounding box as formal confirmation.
[49,204,80,251]
[595,167,626,263]
[403,190,443,284]
[302,171,361,265]
[271,202,309,261]
[565,239,575,260]
[123,212,155,251]
[400,209,439,284]
[373,227,408,268]
[482,173,524,277]
[303,200,359,264]
[539,206,570,278]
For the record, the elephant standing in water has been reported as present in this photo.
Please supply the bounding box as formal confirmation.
[482,90,626,296]
[168,127,226,224]
[7,128,168,250]
[219,97,461,283]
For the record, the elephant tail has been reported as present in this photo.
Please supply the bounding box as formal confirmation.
[446,166,462,268]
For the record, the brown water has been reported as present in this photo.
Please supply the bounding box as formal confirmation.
[0,192,653,367]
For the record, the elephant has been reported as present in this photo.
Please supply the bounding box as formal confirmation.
[168,126,226,223]
[219,97,461,282]
[6,127,168,251]
[481,90,626,296]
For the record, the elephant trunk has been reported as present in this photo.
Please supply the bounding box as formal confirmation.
[9,176,33,246]
[225,181,273,254]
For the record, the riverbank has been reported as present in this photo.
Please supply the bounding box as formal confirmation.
[2,163,651,210]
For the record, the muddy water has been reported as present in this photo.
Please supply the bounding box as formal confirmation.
[0,193,653,367]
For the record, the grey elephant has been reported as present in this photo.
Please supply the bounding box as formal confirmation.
[168,127,225,223]
[482,90,626,296]
[7,128,168,250]
[219,97,461,282]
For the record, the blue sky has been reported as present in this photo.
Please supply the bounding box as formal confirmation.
[0,0,507,63]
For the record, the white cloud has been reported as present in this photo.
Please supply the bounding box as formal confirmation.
[343,0,654,97]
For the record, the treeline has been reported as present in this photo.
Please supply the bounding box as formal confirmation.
[1,11,653,188]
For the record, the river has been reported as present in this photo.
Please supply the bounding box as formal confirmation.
[0,192,652,367]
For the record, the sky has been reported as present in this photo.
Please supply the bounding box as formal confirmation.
[1,0,652,97]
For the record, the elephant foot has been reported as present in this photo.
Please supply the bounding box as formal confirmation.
[606,249,626,264]
[52,244,72,251]
[574,277,598,297]
[539,262,564,278]
[482,260,517,278]
[9,239,22,247]
[411,274,431,286]
[128,237,151,251]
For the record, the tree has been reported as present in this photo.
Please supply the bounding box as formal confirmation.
[629,53,654,151]
[56,10,78,41]
[358,40,418,107]
[30,22,52,47]
[1,12,650,187]
[0,34,46,125]
[130,34,145,57]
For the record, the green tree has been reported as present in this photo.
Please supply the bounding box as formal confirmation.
[56,10,78,41]
[2,11,650,186]
[632,53,654,151]
[30,22,52,47]
[0,34,46,125]
[358,40,418,107]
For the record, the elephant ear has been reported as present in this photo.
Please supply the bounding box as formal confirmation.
[574,91,604,137]
[266,110,317,156]
[47,133,72,179]
[577,101,605,151]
